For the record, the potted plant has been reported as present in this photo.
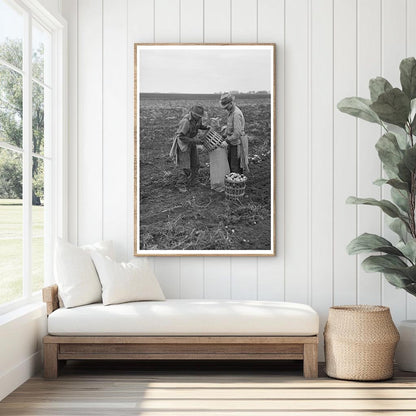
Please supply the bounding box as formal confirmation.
[337,57,416,372]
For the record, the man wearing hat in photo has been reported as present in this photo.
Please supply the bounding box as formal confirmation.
[219,92,249,174]
[169,105,209,193]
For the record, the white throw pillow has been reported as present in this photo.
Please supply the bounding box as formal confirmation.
[55,239,114,308]
[90,252,165,306]
[81,240,115,259]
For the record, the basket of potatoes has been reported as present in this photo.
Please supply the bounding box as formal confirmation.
[224,173,247,200]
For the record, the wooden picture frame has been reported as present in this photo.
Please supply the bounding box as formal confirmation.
[134,44,276,256]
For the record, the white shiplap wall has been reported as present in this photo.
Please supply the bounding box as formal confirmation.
[61,0,416,357]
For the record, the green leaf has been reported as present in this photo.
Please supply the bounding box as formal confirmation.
[346,196,405,219]
[395,130,410,150]
[391,187,409,213]
[411,99,416,132]
[403,146,416,172]
[404,283,416,296]
[373,178,409,190]
[362,254,408,272]
[383,272,412,288]
[397,240,416,263]
[387,179,410,191]
[373,178,388,186]
[400,57,416,100]
[410,98,416,125]
[370,88,410,128]
[347,233,403,256]
[361,255,416,287]
[389,218,410,241]
[398,161,412,185]
[375,132,404,173]
[337,97,382,125]
[384,166,399,180]
[403,265,416,282]
[369,77,393,102]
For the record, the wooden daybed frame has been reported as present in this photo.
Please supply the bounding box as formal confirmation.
[42,285,319,379]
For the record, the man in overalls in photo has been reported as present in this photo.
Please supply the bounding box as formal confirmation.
[170,105,209,193]
[219,92,249,174]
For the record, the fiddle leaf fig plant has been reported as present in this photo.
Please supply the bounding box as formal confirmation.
[338,57,416,297]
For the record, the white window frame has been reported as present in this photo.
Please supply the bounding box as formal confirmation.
[0,0,67,315]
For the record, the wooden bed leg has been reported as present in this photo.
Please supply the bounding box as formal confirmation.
[303,343,318,379]
[44,343,59,379]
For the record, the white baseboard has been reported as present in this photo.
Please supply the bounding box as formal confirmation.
[0,350,42,401]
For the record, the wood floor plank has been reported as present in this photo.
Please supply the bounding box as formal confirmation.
[8,388,416,399]
[1,362,416,415]
[141,387,416,399]
[2,412,416,416]
[3,399,416,411]
[137,399,416,411]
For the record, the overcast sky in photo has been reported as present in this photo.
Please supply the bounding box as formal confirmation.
[139,48,272,94]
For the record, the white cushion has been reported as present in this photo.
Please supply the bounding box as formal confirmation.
[47,299,319,336]
[54,239,114,308]
[90,253,165,306]
[81,240,115,259]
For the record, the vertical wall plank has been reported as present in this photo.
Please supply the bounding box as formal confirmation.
[180,258,204,298]
[178,0,205,298]
[77,0,103,245]
[103,0,128,260]
[310,0,333,359]
[154,259,181,298]
[407,0,416,319]
[127,0,159,283]
[204,0,231,43]
[229,0,258,300]
[284,0,309,304]
[407,1,416,55]
[203,0,232,299]
[152,0,181,297]
[205,258,231,298]
[180,0,203,43]
[257,0,285,301]
[231,258,258,299]
[231,0,257,42]
[127,0,154,42]
[333,0,357,305]
[381,0,407,323]
[61,0,77,245]
[356,0,382,305]
[127,0,154,262]
[155,0,180,43]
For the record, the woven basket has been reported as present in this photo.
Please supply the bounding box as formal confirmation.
[225,176,247,200]
[324,305,399,381]
[201,128,223,151]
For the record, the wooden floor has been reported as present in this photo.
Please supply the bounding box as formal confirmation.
[1,360,416,415]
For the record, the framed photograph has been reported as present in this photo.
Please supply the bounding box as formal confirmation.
[134,44,275,256]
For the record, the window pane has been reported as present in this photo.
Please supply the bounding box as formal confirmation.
[32,156,43,293]
[0,147,23,305]
[0,65,23,148]
[32,81,46,155]
[32,20,51,85]
[0,0,24,70]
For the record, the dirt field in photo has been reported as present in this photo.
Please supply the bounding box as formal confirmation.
[138,94,272,251]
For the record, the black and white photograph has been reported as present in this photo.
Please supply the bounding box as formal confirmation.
[134,44,275,256]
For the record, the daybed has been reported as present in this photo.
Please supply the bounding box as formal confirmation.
[42,284,320,379]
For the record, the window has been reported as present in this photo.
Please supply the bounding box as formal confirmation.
[0,0,66,312]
